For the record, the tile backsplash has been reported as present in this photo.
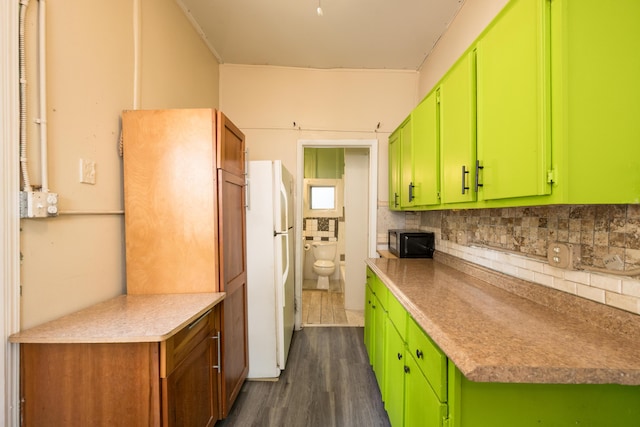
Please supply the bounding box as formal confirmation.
[412,205,640,315]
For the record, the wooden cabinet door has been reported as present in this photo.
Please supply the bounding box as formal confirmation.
[21,342,162,427]
[217,111,246,176]
[476,0,551,201]
[440,51,477,205]
[412,90,440,207]
[122,109,218,294]
[388,128,401,210]
[164,336,217,427]
[217,169,249,417]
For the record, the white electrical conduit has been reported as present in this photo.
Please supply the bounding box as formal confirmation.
[37,0,48,192]
[19,0,31,192]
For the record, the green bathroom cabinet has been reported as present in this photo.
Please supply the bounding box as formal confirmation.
[388,127,402,210]
[475,0,552,202]
[440,51,477,205]
[401,92,440,209]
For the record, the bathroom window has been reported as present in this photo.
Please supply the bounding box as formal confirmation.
[304,178,343,217]
[310,186,335,210]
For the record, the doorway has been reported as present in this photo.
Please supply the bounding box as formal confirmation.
[295,140,378,329]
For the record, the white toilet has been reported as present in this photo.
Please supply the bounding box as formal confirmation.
[311,241,337,290]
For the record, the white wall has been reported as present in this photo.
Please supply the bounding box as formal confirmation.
[220,64,418,197]
[19,0,219,329]
[418,0,509,98]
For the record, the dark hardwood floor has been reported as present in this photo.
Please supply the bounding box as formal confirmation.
[216,327,390,427]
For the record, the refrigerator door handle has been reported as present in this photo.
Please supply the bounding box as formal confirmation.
[281,232,290,307]
[279,180,289,232]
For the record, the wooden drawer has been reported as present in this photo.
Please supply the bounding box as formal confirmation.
[162,308,216,377]
[387,293,407,340]
[406,317,447,402]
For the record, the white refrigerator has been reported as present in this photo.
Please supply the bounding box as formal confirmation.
[246,160,295,379]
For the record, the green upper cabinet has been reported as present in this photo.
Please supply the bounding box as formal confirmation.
[400,117,414,208]
[440,51,477,205]
[475,0,551,202]
[411,91,440,207]
[388,126,402,210]
[550,0,640,204]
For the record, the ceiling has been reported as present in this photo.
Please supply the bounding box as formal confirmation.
[177,0,466,70]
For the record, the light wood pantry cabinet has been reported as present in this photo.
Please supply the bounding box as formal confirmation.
[11,293,225,427]
[122,108,248,418]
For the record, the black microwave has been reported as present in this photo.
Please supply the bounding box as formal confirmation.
[388,230,435,258]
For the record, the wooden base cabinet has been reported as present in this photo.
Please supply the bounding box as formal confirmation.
[20,306,221,427]
[122,109,248,418]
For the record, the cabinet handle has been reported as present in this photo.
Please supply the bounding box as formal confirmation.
[416,349,424,359]
[394,192,399,207]
[408,182,415,202]
[475,160,484,192]
[188,309,212,330]
[461,165,470,194]
[244,149,249,176]
[397,353,403,360]
[404,365,410,374]
[245,179,250,209]
[211,331,221,373]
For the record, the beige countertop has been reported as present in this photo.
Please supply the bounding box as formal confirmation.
[9,292,225,344]
[366,253,640,386]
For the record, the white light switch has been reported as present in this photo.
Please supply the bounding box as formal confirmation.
[80,158,96,184]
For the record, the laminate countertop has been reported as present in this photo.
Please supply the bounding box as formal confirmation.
[9,293,225,344]
[366,253,640,386]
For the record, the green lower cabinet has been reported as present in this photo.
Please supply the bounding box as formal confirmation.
[373,293,387,393]
[448,363,640,427]
[384,318,406,427]
[405,353,448,427]
[363,283,374,361]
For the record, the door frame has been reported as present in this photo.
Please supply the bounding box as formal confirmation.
[2,0,21,424]
[295,139,378,330]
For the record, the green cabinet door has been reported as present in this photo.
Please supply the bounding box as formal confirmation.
[400,118,414,208]
[411,91,440,207]
[388,127,402,210]
[404,353,448,427]
[440,51,477,204]
[476,0,551,201]
[384,318,405,427]
[364,283,374,361]
[373,293,387,394]
[552,0,640,203]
